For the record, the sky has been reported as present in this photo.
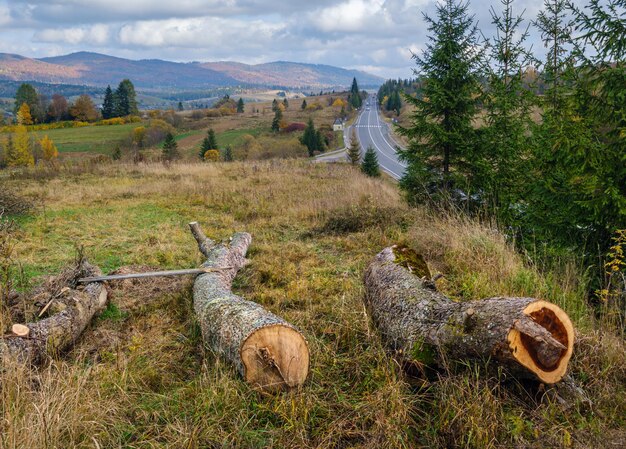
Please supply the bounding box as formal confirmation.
[0,0,586,79]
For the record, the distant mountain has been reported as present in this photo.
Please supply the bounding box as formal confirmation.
[199,60,383,89]
[0,51,383,90]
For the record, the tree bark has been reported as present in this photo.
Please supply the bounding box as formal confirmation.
[0,260,108,364]
[189,222,309,391]
[363,246,575,384]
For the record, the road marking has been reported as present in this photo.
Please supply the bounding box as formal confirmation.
[364,108,402,179]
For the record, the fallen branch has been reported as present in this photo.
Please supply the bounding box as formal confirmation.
[189,222,309,391]
[363,245,575,384]
[0,259,108,364]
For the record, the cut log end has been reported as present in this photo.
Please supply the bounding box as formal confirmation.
[11,324,30,337]
[240,324,310,391]
[507,300,574,384]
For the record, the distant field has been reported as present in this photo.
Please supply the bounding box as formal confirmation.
[217,127,263,147]
[26,123,140,155]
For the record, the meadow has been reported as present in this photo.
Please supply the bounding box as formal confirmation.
[1,160,624,448]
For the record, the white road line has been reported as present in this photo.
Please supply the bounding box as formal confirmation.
[365,108,402,179]
[373,105,408,168]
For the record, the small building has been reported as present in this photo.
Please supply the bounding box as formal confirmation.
[333,118,344,131]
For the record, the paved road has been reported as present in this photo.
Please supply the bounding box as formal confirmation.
[352,94,406,179]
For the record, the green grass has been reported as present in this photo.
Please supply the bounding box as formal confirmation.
[216,127,263,147]
[27,123,141,154]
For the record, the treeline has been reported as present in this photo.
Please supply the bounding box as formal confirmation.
[4,79,139,126]
[377,78,422,115]
[396,0,625,264]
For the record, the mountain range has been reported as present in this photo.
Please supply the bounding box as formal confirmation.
[0,52,383,91]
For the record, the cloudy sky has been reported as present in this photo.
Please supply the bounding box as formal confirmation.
[0,0,584,79]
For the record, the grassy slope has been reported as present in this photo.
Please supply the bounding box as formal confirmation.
[29,123,140,155]
[1,161,624,448]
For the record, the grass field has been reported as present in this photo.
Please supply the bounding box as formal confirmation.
[27,123,140,155]
[1,160,624,448]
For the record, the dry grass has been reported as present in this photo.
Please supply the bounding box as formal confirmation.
[0,160,624,448]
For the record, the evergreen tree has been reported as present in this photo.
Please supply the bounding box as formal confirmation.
[481,0,536,220]
[223,145,234,162]
[347,129,362,165]
[102,86,115,119]
[178,101,184,111]
[300,118,320,156]
[301,99,307,110]
[272,99,279,112]
[283,98,289,109]
[14,83,43,123]
[237,98,244,113]
[199,129,218,159]
[361,146,380,177]
[349,77,363,109]
[162,132,179,161]
[271,108,283,132]
[397,0,484,202]
[114,79,138,117]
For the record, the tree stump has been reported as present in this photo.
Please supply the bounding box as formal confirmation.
[189,222,309,391]
[363,245,574,384]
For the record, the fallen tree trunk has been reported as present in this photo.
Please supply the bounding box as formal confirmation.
[189,222,309,391]
[0,260,108,364]
[363,246,574,384]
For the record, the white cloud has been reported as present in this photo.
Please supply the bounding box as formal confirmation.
[311,0,388,33]
[35,24,110,45]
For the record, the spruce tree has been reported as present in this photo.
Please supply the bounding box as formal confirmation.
[237,98,244,113]
[102,86,115,119]
[162,133,179,161]
[223,145,234,162]
[271,108,283,132]
[114,79,138,117]
[283,98,289,109]
[482,0,536,220]
[199,129,218,159]
[397,0,484,202]
[361,146,380,177]
[178,101,184,111]
[301,99,307,110]
[300,118,317,156]
[272,99,279,112]
[349,77,362,109]
[347,129,362,165]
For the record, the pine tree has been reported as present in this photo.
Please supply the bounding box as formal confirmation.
[223,145,234,162]
[361,146,380,177]
[300,118,318,156]
[237,98,244,113]
[397,0,484,202]
[6,125,34,167]
[114,79,138,117]
[349,77,362,109]
[347,129,362,165]
[301,99,307,110]
[272,99,279,112]
[199,129,218,159]
[271,108,283,132]
[283,98,289,109]
[102,86,115,119]
[162,132,179,161]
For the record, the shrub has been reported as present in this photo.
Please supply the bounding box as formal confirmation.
[205,109,222,118]
[283,122,306,133]
[204,149,220,162]
[97,117,126,126]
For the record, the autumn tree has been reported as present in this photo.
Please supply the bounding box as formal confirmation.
[14,83,42,123]
[40,135,58,164]
[16,103,33,125]
[347,129,362,165]
[132,126,146,148]
[71,95,100,122]
[47,94,69,122]
[6,125,34,167]
[204,149,220,162]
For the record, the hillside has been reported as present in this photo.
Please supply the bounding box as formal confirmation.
[1,160,624,448]
[0,52,383,90]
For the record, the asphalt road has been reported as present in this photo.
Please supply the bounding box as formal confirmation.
[353,95,407,179]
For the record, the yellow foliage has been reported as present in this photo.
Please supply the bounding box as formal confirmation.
[306,102,323,111]
[132,126,146,146]
[98,117,126,126]
[16,103,33,125]
[40,135,58,161]
[332,98,347,108]
[277,103,286,112]
[204,149,220,162]
[6,125,34,167]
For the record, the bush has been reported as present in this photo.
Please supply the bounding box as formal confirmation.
[205,109,222,118]
[283,122,306,133]
[97,117,126,126]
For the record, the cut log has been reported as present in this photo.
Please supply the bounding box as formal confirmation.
[363,245,575,384]
[0,260,108,364]
[189,222,309,391]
